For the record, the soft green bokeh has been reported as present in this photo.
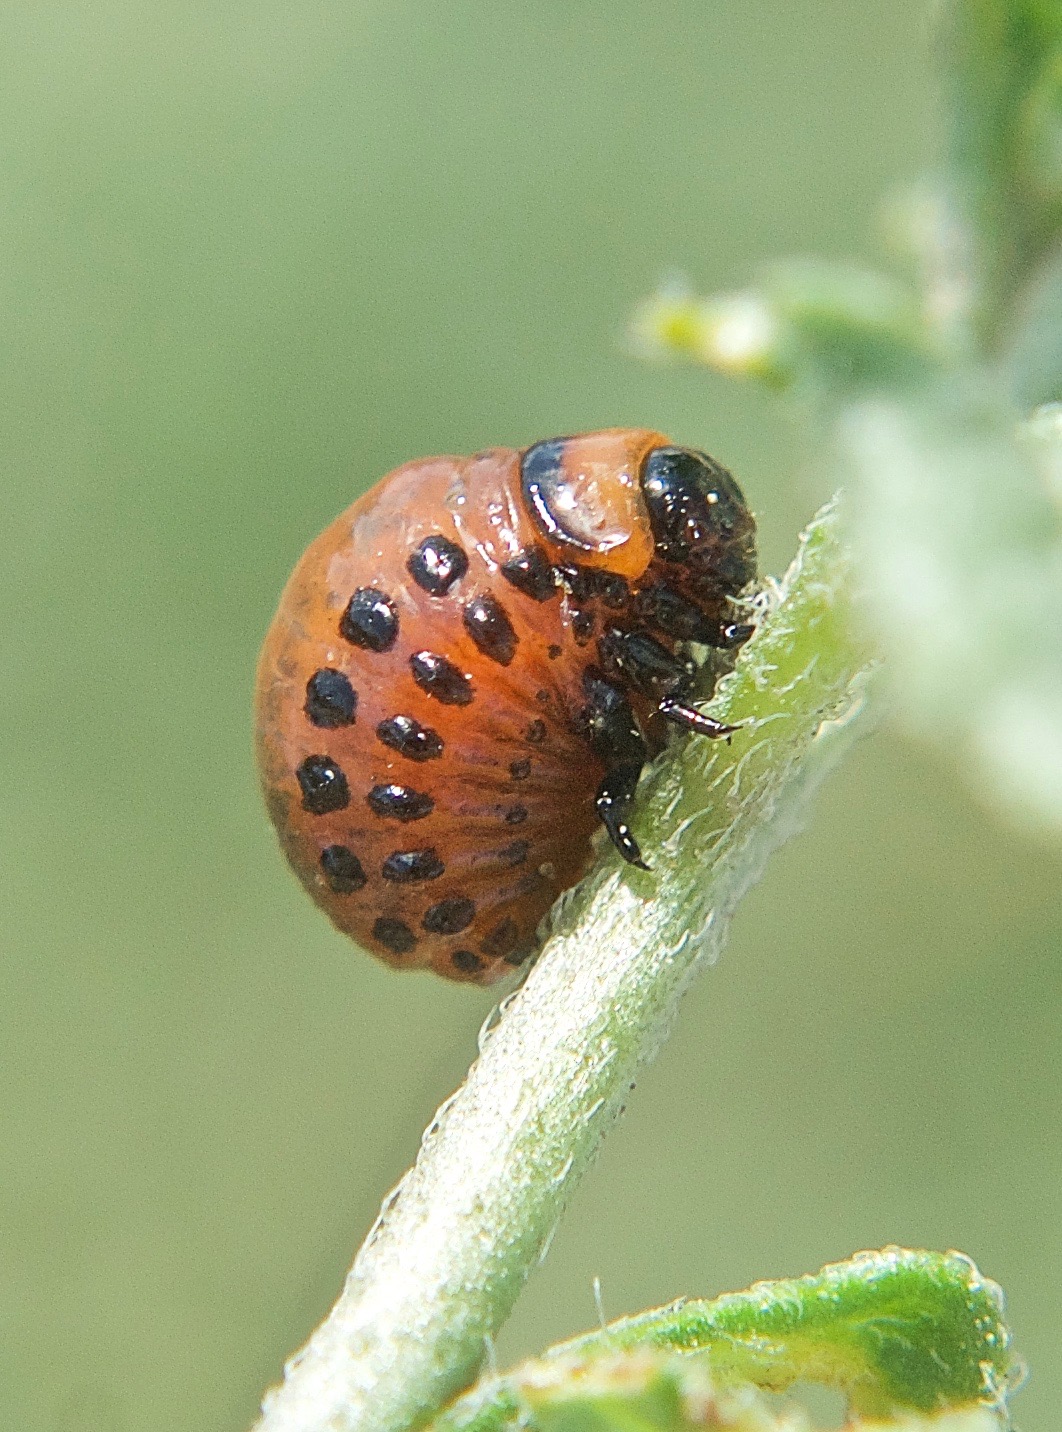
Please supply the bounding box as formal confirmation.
[0,4,1058,1432]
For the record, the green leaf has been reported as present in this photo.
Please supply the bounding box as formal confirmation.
[429,1248,1017,1432]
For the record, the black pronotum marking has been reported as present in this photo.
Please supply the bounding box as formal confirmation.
[519,438,590,547]
[296,755,350,814]
[340,588,399,652]
[509,758,531,780]
[320,845,367,893]
[381,848,446,883]
[452,949,485,975]
[504,805,529,825]
[367,783,435,821]
[525,719,547,744]
[407,535,468,596]
[376,715,444,762]
[372,916,417,954]
[500,545,558,602]
[410,651,474,706]
[462,594,518,666]
[304,669,358,728]
[422,897,476,935]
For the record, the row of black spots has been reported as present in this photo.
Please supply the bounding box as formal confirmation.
[305,669,358,728]
[296,755,437,824]
[408,535,468,596]
[341,588,399,652]
[411,650,474,706]
[463,594,518,666]
[376,714,444,762]
[373,904,481,962]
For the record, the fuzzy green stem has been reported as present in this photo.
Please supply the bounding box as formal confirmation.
[251,501,874,1432]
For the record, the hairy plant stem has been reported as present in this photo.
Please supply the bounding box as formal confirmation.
[252,501,875,1432]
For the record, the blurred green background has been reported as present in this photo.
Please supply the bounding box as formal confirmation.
[1,2,1059,1429]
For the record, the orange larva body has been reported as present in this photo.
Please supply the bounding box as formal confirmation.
[255,429,757,983]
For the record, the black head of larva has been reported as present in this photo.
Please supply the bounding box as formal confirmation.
[640,447,756,593]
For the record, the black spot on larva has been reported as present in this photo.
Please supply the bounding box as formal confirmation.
[320,845,367,894]
[407,535,468,596]
[367,784,435,821]
[422,897,476,935]
[509,758,531,781]
[373,916,417,954]
[381,848,446,883]
[340,588,398,652]
[480,917,519,959]
[504,945,534,967]
[497,840,529,865]
[305,669,358,728]
[296,756,350,814]
[452,949,485,975]
[500,546,558,602]
[548,643,562,660]
[376,715,444,762]
[505,805,529,825]
[535,688,551,705]
[410,651,474,706]
[463,594,518,666]
[526,719,547,744]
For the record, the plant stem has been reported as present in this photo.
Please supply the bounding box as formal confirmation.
[252,500,875,1432]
